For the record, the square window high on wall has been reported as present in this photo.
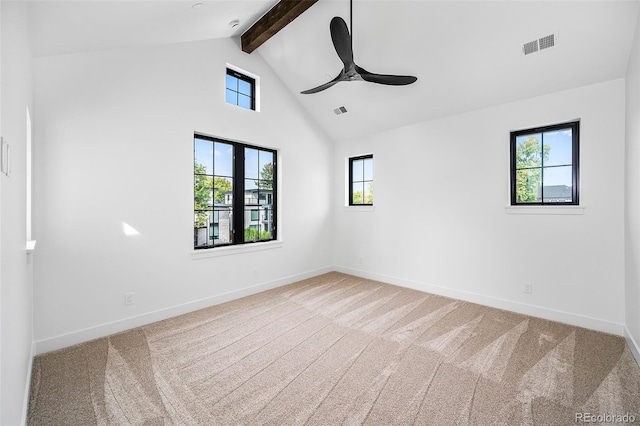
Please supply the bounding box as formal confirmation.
[226,67,257,111]
[510,120,580,205]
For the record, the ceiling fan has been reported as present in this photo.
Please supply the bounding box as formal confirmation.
[301,0,417,94]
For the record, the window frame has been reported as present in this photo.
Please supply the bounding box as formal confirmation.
[510,121,580,206]
[194,134,277,250]
[348,154,374,206]
[226,68,256,111]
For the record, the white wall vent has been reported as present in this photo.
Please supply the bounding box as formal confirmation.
[539,34,555,50]
[523,40,539,55]
[523,34,555,55]
[333,105,348,115]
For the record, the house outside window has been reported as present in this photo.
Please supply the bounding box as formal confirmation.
[194,135,276,248]
[349,155,374,205]
[510,121,579,205]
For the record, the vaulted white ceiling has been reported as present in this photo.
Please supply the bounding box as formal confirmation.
[27,0,640,142]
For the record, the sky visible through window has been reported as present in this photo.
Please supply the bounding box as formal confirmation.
[245,148,273,191]
[515,128,572,186]
[194,139,233,177]
[226,73,253,110]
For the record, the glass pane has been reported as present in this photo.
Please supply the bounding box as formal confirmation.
[214,206,233,244]
[226,74,237,91]
[194,139,213,175]
[214,142,233,177]
[515,133,543,169]
[238,94,252,110]
[352,182,365,204]
[258,180,273,191]
[352,159,364,182]
[213,176,233,206]
[363,158,374,181]
[245,207,272,241]
[238,79,252,96]
[544,128,573,167]
[194,210,214,248]
[542,166,573,202]
[245,224,259,242]
[259,151,273,177]
[226,89,237,105]
[364,181,373,204]
[262,207,273,239]
[245,179,258,207]
[245,148,259,179]
[194,175,213,210]
[245,178,258,191]
[515,168,542,203]
[258,151,274,190]
[259,191,272,205]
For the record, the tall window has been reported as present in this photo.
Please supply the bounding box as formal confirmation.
[194,134,276,249]
[510,121,579,205]
[226,68,255,110]
[349,155,374,205]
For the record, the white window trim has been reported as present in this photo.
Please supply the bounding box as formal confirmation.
[343,206,375,212]
[192,240,283,259]
[505,206,585,215]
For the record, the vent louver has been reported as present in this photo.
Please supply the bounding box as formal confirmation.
[523,34,555,55]
[539,34,555,50]
[523,40,538,55]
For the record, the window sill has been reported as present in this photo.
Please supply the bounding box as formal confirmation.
[505,206,585,215]
[191,240,283,259]
[343,206,375,212]
[26,240,37,254]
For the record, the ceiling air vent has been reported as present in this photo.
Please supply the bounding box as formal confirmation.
[523,40,538,55]
[333,105,348,115]
[523,34,555,55]
[539,34,555,50]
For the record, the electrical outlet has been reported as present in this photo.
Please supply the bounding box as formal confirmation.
[523,283,533,294]
[125,292,135,305]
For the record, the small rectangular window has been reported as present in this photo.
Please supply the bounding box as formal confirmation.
[226,68,255,111]
[510,121,579,205]
[349,155,374,206]
[194,135,276,249]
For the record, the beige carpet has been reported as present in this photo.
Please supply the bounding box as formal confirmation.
[28,272,640,425]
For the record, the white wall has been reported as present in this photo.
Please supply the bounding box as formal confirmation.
[334,79,626,335]
[1,2,34,425]
[625,7,640,363]
[32,38,334,353]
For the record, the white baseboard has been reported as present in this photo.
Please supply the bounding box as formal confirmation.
[34,264,629,356]
[21,340,35,426]
[624,325,640,367]
[35,266,333,355]
[335,266,625,336]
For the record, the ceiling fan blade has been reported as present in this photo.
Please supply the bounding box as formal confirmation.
[301,71,346,94]
[356,65,417,86]
[330,17,354,69]
[301,5,417,95]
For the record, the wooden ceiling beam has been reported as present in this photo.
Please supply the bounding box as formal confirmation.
[241,0,319,54]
